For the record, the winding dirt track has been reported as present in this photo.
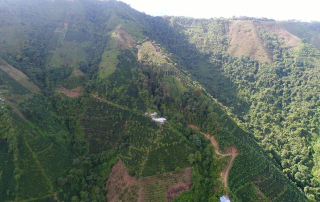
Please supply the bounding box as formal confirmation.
[188,125,238,188]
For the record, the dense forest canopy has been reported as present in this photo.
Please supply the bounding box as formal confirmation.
[0,0,320,201]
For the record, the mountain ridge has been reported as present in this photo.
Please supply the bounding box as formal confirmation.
[0,0,319,201]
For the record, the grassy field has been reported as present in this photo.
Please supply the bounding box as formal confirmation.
[98,49,119,79]
[0,59,40,93]
[0,68,30,96]
[48,41,87,68]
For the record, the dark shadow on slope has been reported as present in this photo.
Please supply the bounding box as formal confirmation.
[143,17,250,115]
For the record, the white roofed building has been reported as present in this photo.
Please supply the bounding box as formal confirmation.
[220,196,231,202]
[152,117,166,124]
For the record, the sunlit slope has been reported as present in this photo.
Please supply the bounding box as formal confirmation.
[0,1,318,201]
[228,20,271,63]
[93,47,308,201]
[279,21,320,50]
[0,59,40,93]
[146,16,320,201]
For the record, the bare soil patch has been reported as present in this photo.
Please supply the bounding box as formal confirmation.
[106,161,139,202]
[117,28,135,49]
[53,194,60,202]
[166,181,192,202]
[255,21,300,48]
[228,21,271,63]
[106,161,192,202]
[13,107,27,120]
[56,85,84,98]
[151,42,163,58]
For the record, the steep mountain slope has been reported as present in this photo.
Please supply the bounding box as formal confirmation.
[0,0,318,201]
[228,20,271,63]
[146,16,320,201]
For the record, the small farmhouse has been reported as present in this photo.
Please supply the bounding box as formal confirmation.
[220,196,231,202]
[152,118,166,124]
[150,112,158,117]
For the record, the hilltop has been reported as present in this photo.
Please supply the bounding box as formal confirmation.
[0,0,320,201]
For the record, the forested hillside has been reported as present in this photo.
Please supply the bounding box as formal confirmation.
[145,16,320,201]
[0,0,319,201]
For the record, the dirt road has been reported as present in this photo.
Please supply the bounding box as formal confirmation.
[188,125,238,188]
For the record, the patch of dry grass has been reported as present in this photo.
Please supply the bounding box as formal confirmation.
[228,21,271,63]
[255,21,301,48]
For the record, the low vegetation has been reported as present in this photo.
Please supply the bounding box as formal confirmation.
[0,59,40,93]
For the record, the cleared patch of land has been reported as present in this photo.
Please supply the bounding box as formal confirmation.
[0,59,40,93]
[106,161,192,202]
[256,21,301,48]
[279,22,320,50]
[13,107,27,120]
[56,85,84,97]
[165,181,192,202]
[117,28,136,49]
[98,49,119,79]
[138,41,166,64]
[228,21,271,63]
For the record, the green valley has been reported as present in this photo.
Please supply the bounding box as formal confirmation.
[0,0,319,201]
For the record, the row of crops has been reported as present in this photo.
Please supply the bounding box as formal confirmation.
[6,105,74,201]
[141,168,192,202]
[81,98,193,178]
[0,140,15,202]
[208,103,308,201]
[142,143,191,177]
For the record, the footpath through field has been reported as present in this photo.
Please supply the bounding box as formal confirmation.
[187,125,238,188]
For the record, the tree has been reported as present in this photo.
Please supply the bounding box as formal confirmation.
[188,153,195,165]
[16,55,22,62]
[175,166,181,173]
